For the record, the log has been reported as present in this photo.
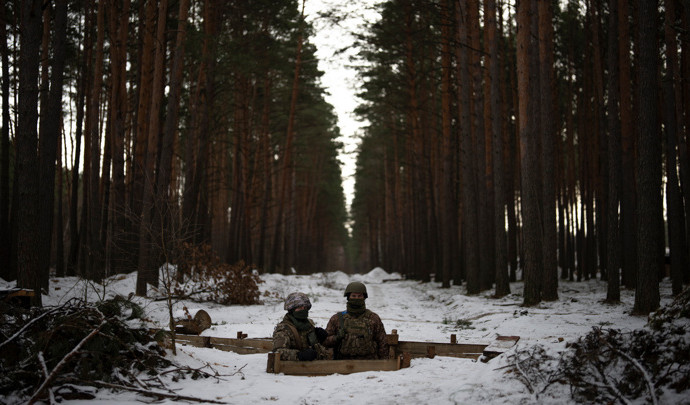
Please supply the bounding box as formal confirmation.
[174,310,212,335]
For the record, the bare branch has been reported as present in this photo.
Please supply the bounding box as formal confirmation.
[28,319,107,405]
[73,379,228,404]
[611,346,658,405]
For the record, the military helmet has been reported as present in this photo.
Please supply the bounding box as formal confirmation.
[344,282,368,298]
[284,292,312,311]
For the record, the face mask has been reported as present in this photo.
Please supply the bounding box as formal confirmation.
[292,309,309,320]
[347,298,366,314]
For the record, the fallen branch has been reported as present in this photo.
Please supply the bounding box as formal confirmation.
[0,306,62,350]
[80,380,228,404]
[27,319,107,405]
[513,353,535,395]
[589,362,632,405]
[612,346,658,405]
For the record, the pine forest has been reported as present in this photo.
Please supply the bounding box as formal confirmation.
[0,0,689,315]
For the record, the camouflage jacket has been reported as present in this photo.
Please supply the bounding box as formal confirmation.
[324,309,389,360]
[272,314,332,361]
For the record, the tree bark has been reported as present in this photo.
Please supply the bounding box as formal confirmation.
[538,0,557,300]
[487,0,509,297]
[619,0,638,289]
[37,0,68,289]
[517,0,542,306]
[272,0,305,274]
[456,0,480,294]
[439,0,453,288]
[85,0,106,281]
[136,0,168,295]
[606,0,623,303]
[663,0,689,295]
[67,1,91,278]
[633,0,662,315]
[0,1,12,281]
[107,0,132,275]
[16,0,43,306]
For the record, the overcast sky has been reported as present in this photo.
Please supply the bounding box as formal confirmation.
[303,0,382,210]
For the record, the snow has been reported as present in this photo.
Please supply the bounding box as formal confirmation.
[1,268,680,404]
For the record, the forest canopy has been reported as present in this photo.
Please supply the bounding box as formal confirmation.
[1,0,688,314]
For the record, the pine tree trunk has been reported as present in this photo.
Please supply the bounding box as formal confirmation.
[518,0,542,306]
[107,0,131,275]
[439,0,453,288]
[56,135,65,277]
[456,0,480,293]
[137,0,168,295]
[664,0,690,295]
[486,0,509,297]
[467,0,492,291]
[633,0,662,315]
[619,0,638,289]
[16,0,43,306]
[538,0,557,300]
[257,75,273,270]
[680,0,690,285]
[0,2,12,281]
[606,0,623,303]
[273,0,305,273]
[38,0,67,288]
[84,0,106,281]
[67,0,91,278]
[131,0,156,237]
[589,0,609,283]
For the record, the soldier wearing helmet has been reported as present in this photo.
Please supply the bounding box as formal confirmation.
[272,292,331,361]
[323,282,388,360]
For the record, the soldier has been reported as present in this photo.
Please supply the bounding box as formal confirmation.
[324,282,389,360]
[272,292,331,361]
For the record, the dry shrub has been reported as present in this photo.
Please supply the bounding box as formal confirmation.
[171,243,263,305]
[508,287,690,404]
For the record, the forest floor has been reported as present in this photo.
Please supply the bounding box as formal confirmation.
[1,268,687,404]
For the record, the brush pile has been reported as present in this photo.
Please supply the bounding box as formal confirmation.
[0,296,213,404]
[508,288,690,404]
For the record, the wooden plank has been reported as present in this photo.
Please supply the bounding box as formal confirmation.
[210,345,268,354]
[173,332,516,364]
[268,355,403,376]
[267,352,276,373]
[392,341,488,360]
[209,336,273,351]
[174,334,273,353]
[482,335,519,360]
[175,334,211,348]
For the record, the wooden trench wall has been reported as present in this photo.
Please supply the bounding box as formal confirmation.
[172,330,519,375]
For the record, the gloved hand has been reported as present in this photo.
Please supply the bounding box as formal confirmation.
[297,348,318,361]
[315,327,328,343]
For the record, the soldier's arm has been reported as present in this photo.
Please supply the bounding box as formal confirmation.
[322,314,339,348]
[371,313,389,359]
[272,324,300,361]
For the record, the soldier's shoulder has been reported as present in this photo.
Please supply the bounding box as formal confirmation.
[328,312,343,322]
[367,310,383,322]
[273,320,292,334]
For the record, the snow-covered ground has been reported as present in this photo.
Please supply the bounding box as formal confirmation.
[3,268,680,404]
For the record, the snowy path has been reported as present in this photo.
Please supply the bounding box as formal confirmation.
[6,268,677,404]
